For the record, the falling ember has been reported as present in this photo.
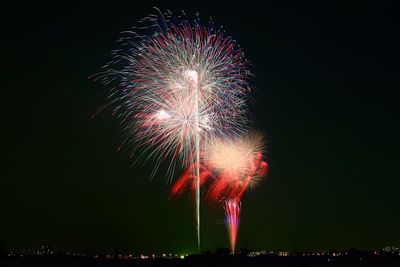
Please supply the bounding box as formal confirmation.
[224,199,241,254]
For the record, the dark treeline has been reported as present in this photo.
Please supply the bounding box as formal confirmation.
[1,253,400,267]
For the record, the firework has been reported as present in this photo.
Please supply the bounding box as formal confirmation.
[206,133,268,254]
[224,199,241,254]
[171,132,268,201]
[97,10,252,248]
[204,132,268,201]
[171,132,268,253]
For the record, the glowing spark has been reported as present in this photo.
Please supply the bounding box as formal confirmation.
[184,70,199,85]
[154,110,171,120]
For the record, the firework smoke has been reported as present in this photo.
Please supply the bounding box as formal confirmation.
[96,10,252,249]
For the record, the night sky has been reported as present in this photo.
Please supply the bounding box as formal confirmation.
[1,0,399,254]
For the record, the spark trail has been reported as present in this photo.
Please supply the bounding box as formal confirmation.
[224,199,241,254]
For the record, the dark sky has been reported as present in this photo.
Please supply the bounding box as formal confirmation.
[1,0,399,254]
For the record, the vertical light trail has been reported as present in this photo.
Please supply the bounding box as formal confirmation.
[224,199,241,254]
[192,70,201,250]
[183,69,201,249]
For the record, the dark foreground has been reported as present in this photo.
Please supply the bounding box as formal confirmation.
[1,254,400,267]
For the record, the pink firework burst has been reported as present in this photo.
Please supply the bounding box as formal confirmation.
[171,132,268,201]
[171,132,268,253]
[204,133,268,201]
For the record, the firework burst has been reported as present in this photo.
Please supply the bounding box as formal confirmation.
[204,132,268,201]
[171,132,268,253]
[96,10,252,248]
[171,132,268,200]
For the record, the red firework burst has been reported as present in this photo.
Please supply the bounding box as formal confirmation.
[170,132,268,253]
